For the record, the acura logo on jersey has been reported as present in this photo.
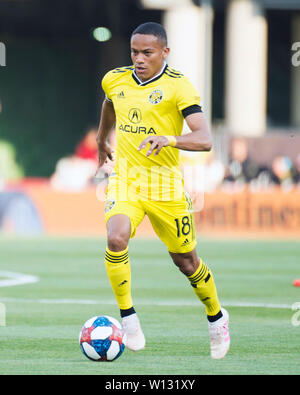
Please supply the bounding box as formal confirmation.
[149,89,163,104]
[128,108,142,124]
[119,124,156,134]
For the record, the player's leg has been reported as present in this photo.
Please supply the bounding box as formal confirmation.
[144,196,230,358]
[105,214,132,311]
[169,249,222,318]
[145,198,222,317]
[169,249,230,359]
[104,192,146,351]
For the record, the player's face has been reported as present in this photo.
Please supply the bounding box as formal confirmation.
[130,34,169,82]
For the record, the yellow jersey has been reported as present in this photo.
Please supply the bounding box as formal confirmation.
[101,63,201,201]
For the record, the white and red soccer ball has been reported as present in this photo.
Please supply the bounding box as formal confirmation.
[79,315,127,362]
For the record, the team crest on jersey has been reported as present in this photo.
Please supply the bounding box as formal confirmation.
[104,199,115,213]
[149,89,163,105]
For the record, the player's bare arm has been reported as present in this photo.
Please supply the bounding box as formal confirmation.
[138,112,212,157]
[96,99,116,172]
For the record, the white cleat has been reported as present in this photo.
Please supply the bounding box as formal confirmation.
[208,308,230,359]
[122,313,146,351]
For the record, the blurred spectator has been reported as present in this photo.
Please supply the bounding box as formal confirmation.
[180,150,205,195]
[180,123,224,196]
[51,127,98,192]
[179,149,225,213]
[224,138,262,184]
[75,127,98,163]
[0,140,24,188]
[50,155,97,192]
[180,150,225,194]
[50,127,116,191]
[270,155,294,189]
[291,153,300,186]
[203,151,225,192]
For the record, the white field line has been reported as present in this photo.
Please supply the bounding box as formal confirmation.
[0,296,293,310]
[0,271,39,287]
[0,271,293,309]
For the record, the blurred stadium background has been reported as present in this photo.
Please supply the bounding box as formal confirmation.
[1,0,300,376]
[0,0,300,237]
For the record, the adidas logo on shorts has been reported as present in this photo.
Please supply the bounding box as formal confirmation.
[181,238,190,247]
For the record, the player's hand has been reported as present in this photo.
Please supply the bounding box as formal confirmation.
[138,136,169,157]
[96,142,114,175]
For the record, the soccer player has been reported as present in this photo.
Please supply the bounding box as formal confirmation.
[96,22,230,359]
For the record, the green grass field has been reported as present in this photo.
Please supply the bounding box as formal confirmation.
[0,236,299,375]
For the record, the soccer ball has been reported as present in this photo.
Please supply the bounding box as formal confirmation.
[79,315,127,362]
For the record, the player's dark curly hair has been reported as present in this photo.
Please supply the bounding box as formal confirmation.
[131,22,168,46]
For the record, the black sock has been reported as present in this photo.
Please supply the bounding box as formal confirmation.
[120,306,136,318]
[207,309,223,323]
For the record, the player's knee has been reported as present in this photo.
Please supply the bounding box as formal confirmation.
[170,250,199,276]
[106,215,131,252]
[107,232,128,252]
[176,260,197,276]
